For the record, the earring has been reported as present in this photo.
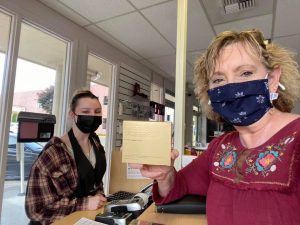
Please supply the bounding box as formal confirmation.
[270,92,278,101]
[278,82,286,91]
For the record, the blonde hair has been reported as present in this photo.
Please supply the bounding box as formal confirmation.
[194,29,300,122]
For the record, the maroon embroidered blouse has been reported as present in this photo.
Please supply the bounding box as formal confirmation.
[153,118,300,225]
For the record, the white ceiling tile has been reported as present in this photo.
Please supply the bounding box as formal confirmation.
[187,0,215,51]
[39,0,90,26]
[273,0,300,36]
[147,54,194,81]
[86,25,143,60]
[96,12,175,58]
[214,14,273,39]
[147,54,176,77]
[141,0,214,51]
[141,1,177,47]
[139,59,156,69]
[58,0,135,22]
[187,51,203,65]
[129,0,170,9]
[139,59,170,79]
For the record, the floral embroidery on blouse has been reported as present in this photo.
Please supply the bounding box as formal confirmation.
[213,143,238,172]
[245,133,296,177]
[213,132,297,177]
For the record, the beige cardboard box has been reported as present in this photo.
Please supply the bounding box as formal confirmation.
[122,121,171,166]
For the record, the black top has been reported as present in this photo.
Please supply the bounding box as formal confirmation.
[68,129,106,198]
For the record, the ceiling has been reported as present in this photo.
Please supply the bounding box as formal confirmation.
[38,0,300,85]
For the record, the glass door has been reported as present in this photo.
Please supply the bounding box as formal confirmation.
[87,53,114,194]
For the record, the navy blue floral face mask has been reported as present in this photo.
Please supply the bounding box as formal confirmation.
[207,79,273,126]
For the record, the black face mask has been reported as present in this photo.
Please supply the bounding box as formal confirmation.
[75,115,102,133]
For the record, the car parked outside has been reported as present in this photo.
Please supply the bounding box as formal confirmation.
[5,133,44,180]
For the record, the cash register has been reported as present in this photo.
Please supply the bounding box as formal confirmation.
[95,184,153,225]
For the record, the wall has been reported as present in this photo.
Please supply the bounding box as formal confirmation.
[110,150,150,193]
[151,72,164,88]
[164,78,175,95]
[115,64,151,147]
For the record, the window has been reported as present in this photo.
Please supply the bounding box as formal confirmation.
[192,105,202,146]
[87,53,113,148]
[164,92,175,123]
[1,21,69,225]
[164,92,175,147]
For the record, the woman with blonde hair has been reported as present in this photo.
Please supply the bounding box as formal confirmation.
[132,29,300,225]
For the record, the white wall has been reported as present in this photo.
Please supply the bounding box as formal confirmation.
[164,78,175,94]
[151,72,164,87]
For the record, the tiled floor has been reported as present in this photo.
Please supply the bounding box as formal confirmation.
[1,181,29,225]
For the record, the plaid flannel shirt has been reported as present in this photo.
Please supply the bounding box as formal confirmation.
[25,137,104,225]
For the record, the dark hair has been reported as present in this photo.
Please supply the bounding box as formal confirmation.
[70,89,99,113]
